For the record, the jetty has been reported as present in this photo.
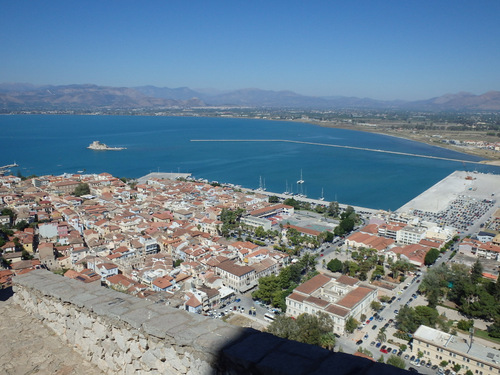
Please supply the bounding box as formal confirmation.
[191,139,484,165]
[0,162,18,175]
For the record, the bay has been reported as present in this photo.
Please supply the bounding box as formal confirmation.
[1,114,498,210]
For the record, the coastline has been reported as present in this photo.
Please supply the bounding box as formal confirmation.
[293,119,500,164]
[3,112,498,164]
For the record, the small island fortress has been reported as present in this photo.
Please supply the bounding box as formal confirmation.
[87,141,126,151]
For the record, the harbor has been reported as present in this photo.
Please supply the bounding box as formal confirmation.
[0,162,18,175]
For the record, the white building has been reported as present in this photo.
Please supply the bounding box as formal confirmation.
[286,274,377,335]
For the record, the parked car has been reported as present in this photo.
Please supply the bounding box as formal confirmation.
[392,349,397,354]
[375,342,382,348]
[356,339,363,345]
[372,325,378,330]
[370,341,375,346]
[408,367,418,373]
[363,334,369,340]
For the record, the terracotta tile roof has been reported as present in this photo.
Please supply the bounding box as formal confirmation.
[295,274,331,295]
[304,295,329,308]
[216,260,254,277]
[288,292,307,303]
[336,274,359,286]
[337,286,374,309]
[325,304,349,317]
[185,294,202,308]
[360,224,379,234]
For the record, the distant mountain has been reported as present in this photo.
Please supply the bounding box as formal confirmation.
[0,83,499,111]
[0,84,204,110]
[409,91,500,111]
[134,85,202,101]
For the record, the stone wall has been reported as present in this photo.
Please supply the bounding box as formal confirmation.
[13,270,408,374]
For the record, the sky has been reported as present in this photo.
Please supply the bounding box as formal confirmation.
[1,1,499,100]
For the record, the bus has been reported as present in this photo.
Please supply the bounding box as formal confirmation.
[264,313,275,322]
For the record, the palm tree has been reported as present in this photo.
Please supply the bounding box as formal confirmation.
[319,332,336,351]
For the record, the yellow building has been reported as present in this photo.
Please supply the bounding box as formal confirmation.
[413,325,500,375]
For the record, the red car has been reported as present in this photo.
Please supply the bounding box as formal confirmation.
[366,320,371,324]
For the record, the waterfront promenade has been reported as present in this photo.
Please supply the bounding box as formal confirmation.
[240,187,379,216]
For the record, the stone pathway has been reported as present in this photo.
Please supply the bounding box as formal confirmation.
[0,288,104,375]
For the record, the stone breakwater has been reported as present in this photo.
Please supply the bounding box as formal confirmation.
[12,270,407,374]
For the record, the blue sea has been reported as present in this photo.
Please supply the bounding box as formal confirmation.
[1,115,499,210]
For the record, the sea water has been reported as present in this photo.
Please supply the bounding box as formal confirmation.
[1,115,498,210]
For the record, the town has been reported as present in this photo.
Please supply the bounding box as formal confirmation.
[1,170,500,374]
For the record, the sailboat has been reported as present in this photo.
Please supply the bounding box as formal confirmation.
[257,176,266,191]
[283,180,290,195]
[297,169,304,184]
[319,188,325,201]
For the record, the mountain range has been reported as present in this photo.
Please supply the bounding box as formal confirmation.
[1,83,499,111]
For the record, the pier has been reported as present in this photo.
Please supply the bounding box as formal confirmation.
[0,162,18,170]
[191,139,484,165]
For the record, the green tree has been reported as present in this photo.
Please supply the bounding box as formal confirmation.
[326,201,340,217]
[439,360,448,367]
[319,332,336,351]
[283,198,301,210]
[74,183,90,197]
[371,265,385,281]
[457,319,474,331]
[268,195,279,203]
[377,356,385,363]
[453,364,461,372]
[386,355,405,369]
[327,258,343,273]
[424,248,440,266]
[267,312,334,347]
[21,249,33,260]
[345,316,359,333]
[377,330,387,343]
[173,259,183,267]
[470,259,483,284]
[371,301,382,311]
[254,226,266,239]
[323,231,334,243]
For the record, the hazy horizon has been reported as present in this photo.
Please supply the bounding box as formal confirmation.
[2,1,499,101]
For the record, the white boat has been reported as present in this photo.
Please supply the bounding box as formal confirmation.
[297,169,304,184]
[256,176,266,191]
[319,188,325,201]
